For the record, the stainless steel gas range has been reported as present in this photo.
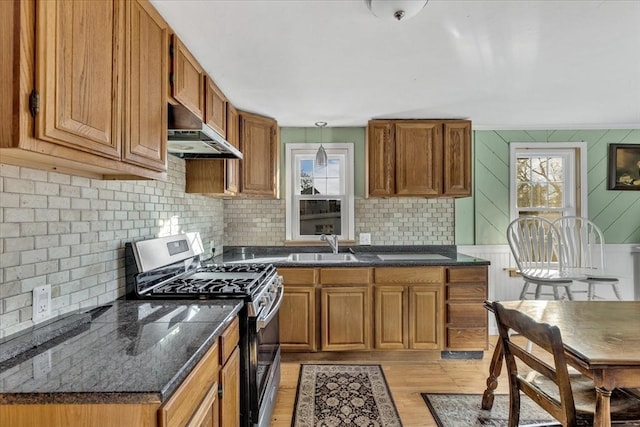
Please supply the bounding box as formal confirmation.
[125,232,283,427]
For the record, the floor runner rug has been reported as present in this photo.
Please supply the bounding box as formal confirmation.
[422,393,640,427]
[422,393,556,427]
[292,364,402,427]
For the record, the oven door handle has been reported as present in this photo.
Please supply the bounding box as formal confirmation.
[257,284,284,330]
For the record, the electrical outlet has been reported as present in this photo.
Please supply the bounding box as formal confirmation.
[32,284,51,324]
[359,233,371,245]
[32,350,52,379]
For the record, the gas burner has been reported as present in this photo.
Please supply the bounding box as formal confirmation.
[200,264,269,273]
[152,277,257,296]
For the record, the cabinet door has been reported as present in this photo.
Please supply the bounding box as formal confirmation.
[219,346,240,427]
[35,0,122,159]
[205,77,227,137]
[239,111,279,197]
[123,0,168,171]
[281,286,316,351]
[408,285,442,349]
[225,103,240,194]
[443,121,471,196]
[395,122,442,196]
[172,35,204,119]
[188,383,219,427]
[321,287,370,351]
[367,121,395,196]
[374,286,407,349]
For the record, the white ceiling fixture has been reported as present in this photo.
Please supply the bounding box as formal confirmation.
[365,0,429,21]
[150,1,640,129]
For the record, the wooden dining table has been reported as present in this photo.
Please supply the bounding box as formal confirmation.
[481,300,640,427]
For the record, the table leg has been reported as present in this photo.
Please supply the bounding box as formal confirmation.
[593,386,612,427]
[481,337,504,410]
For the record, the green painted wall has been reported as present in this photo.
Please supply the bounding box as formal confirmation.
[282,127,640,245]
[457,129,640,245]
[280,127,366,197]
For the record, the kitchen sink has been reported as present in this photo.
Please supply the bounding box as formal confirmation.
[376,253,452,261]
[286,253,359,263]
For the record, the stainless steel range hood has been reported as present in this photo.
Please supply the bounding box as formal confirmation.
[167,104,243,159]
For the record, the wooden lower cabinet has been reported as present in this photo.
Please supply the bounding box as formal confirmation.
[374,267,444,350]
[408,285,443,350]
[374,284,443,350]
[218,316,240,427]
[281,286,317,351]
[0,318,239,427]
[321,286,371,351]
[374,286,406,349]
[445,266,488,350]
[279,268,318,351]
[219,347,240,427]
[278,265,487,354]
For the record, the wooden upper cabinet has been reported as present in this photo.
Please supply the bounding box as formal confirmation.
[1,0,166,179]
[171,35,205,120]
[35,0,123,159]
[366,119,471,198]
[367,121,395,196]
[395,121,442,196]
[443,121,472,196]
[205,77,227,138]
[225,103,240,195]
[123,0,168,172]
[239,111,279,198]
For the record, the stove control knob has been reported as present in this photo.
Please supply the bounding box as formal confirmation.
[259,296,269,307]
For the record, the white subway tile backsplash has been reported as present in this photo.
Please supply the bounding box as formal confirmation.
[1,156,225,338]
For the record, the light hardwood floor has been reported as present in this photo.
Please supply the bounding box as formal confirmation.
[270,337,510,426]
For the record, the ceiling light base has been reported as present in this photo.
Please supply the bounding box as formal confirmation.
[365,0,428,21]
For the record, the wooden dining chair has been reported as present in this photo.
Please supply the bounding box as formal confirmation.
[506,216,577,300]
[552,216,622,300]
[492,300,640,426]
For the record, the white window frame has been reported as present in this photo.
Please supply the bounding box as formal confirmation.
[509,142,587,221]
[285,143,355,241]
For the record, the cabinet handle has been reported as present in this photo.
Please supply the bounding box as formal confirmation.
[218,383,223,399]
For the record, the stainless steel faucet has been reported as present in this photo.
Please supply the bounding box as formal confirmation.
[321,234,339,254]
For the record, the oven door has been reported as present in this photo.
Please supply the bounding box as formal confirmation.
[249,282,283,426]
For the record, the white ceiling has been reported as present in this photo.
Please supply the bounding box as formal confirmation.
[150,0,640,129]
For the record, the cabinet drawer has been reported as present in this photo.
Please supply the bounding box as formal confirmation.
[159,341,219,427]
[375,267,443,284]
[446,267,487,283]
[447,284,487,301]
[321,268,372,285]
[446,328,488,350]
[447,303,487,326]
[220,316,239,364]
[279,268,317,285]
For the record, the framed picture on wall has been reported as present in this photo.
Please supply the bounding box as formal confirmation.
[608,144,640,190]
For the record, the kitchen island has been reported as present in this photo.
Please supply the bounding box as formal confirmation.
[0,300,243,426]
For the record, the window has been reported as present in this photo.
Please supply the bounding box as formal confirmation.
[509,142,587,222]
[285,143,354,241]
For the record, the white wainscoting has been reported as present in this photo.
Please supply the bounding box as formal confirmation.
[458,244,638,335]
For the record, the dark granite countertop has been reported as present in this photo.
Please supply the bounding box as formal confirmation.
[214,245,490,267]
[0,300,243,404]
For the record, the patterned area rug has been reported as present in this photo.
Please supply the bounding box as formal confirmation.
[422,393,555,427]
[422,393,640,427]
[292,364,402,427]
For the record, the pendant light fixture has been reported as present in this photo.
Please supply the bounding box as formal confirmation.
[315,121,328,168]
